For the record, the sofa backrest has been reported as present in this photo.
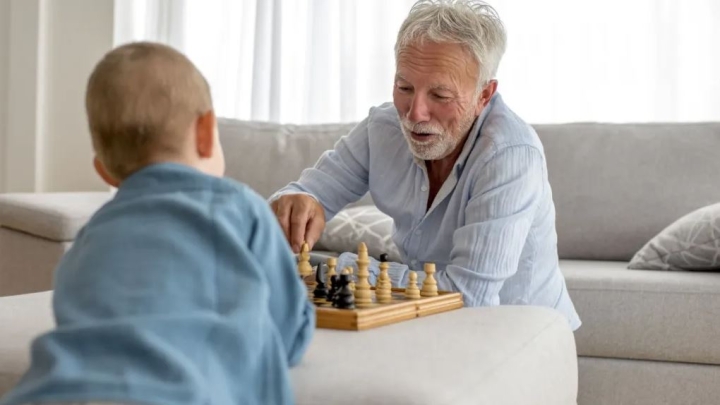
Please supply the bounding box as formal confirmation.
[219,118,720,262]
[218,118,357,199]
[537,122,720,261]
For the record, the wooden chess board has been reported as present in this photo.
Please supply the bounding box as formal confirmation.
[306,284,464,331]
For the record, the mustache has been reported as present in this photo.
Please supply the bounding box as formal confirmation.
[401,119,443,135]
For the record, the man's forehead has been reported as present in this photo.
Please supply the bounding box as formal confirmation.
[395,70,463,91]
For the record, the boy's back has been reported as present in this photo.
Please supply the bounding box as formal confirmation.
[1,163,315,405]
[0,41,315,405]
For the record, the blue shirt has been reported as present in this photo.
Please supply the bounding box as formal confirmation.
[1,163,315,405]
[271,94,581,330]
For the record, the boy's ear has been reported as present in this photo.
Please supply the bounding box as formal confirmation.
[196,110,217,159]
[93,156,120,188]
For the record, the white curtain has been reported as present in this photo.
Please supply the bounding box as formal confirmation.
[115,0,720,125]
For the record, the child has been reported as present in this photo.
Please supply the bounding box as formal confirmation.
[0,42,314,405]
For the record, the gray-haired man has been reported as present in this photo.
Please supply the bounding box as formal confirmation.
[271,0,581,330]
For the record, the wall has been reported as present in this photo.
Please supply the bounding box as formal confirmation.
[0,0,113,193]
[0,0,9,192]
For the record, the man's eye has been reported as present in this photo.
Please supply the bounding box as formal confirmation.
[398,86,412,92]
[433,94,450,100]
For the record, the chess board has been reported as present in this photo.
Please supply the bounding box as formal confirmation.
[306,283,464,331]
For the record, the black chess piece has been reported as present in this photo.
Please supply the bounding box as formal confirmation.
[380,253,389,262]
[326,274,339,303]
[313,264,328,299]
[333,274,355,309]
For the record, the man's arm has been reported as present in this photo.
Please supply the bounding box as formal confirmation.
[269,117,372,252]
[438,144,544,305]
[269,117,371,221]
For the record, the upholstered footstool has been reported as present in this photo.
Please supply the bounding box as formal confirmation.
[0,192,112,296]
[0,291,578,405]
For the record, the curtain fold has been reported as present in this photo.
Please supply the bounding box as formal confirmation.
[114,0,720,124]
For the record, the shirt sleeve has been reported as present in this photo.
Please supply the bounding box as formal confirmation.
[268,117,371,221]
[435,145,545,306]
[246,192,316,367]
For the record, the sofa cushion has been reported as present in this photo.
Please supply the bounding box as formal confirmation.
[562,260,720,365]
[314,206,401,262]
[628,202,720,271]
[537,122,720,261]
[0,292,54,395]
[0,192,111,242]
[0,292,578,405]
[218,118,376,207]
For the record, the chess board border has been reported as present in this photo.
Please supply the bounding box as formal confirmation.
[307,284,464,331]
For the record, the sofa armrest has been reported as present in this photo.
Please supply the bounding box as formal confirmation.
[0,192,112,296]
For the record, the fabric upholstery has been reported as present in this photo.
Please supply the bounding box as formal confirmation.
[578,357,720,405]
[218,119,356,198]
[562,260,720,365]
[0,192,111,241]
[0,228,71,297]
[0,291,578,405]
[536,122,720,261]
[0,292,54,395]
[314,206,401,262]
[628,202,720,271]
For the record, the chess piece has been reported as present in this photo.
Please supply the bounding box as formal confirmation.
[297,242,313,278]
[404,271,421,299]
[342,267,355,291]
[376,254,392,303]
[420,262,438,297]
[354,243,373,307]
[326,275,339,303]
[312,265,328,299]
[333,274,355,309]
[326,257,337,282]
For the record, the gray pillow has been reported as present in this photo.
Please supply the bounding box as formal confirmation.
[315,206,401,262]
[628,203,720,271]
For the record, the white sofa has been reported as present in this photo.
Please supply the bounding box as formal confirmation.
[2,118,720,404]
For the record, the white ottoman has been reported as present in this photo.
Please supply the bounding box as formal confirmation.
[0,292,578,405]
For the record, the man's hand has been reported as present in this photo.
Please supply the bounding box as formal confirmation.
[271,194,326,253]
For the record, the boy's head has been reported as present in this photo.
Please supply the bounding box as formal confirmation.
[86,42,225,186]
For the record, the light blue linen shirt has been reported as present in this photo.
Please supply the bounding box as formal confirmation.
[271,93,581,330]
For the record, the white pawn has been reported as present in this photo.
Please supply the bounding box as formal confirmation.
[343,267,355,291]
[420,263,438,297]
[376,259,392,304]
[404,271,421,299]
[297,242,313,278]
[326,257,337,283]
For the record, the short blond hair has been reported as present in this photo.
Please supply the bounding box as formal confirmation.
[85,41,213,180]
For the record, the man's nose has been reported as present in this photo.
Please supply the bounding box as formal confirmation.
[407,95,431,123]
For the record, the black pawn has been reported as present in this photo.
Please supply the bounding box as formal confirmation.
[380,253,389,262]
[333,274,355,309]
[313,264,328,299]
[326,275,339,303]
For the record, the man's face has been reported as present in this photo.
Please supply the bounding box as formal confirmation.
[393,41,483,161]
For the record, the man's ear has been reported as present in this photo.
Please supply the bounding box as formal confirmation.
[475,80,498,114]
[93,156,120,188]
[196,110,217,159]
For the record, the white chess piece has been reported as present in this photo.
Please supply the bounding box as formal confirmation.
[354,243,372,307]
[405,271,421,299]
[420,263,438,297]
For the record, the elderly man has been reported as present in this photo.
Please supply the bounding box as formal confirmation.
[270,0,580,330]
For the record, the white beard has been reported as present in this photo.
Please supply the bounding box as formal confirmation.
[399,111,477,161]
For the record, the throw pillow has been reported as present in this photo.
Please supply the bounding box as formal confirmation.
[628,202,720,271]
[314,206,401,262]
